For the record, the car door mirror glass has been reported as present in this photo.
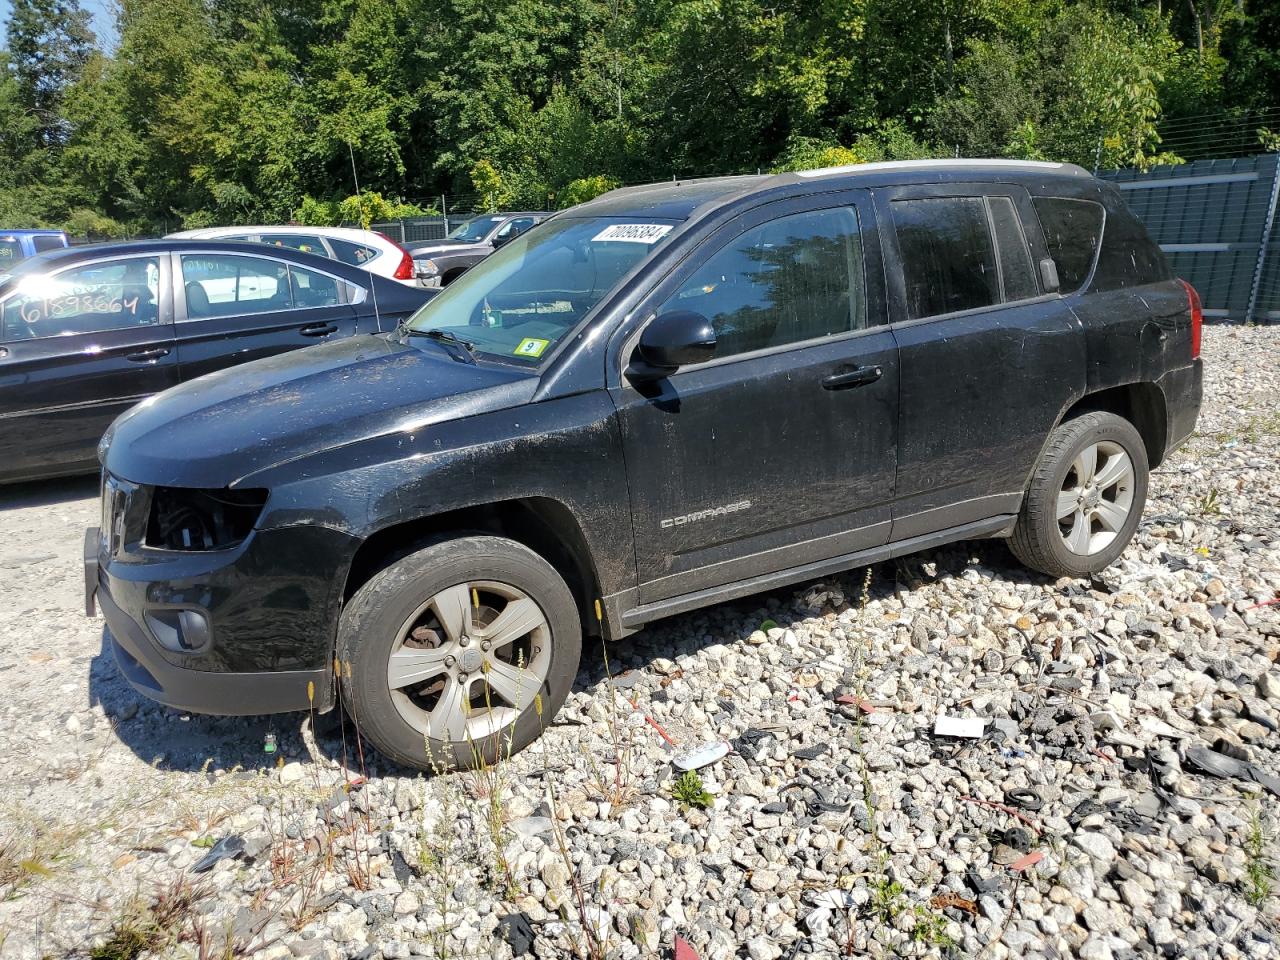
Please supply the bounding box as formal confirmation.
[630,310,717,378]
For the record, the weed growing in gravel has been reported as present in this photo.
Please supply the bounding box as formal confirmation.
[417,765,462,960]
[1245,804,1274,907]
[583,633,638,810]
[86,878,207,960]
[1198,487,1222,516]
[671,770,714,811]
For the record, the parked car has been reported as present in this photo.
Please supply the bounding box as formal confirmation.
[0,239,433,483]
[88,160,1202,772]
[167,226,421,287]
[0,229,69,265]
[405,212,548,287]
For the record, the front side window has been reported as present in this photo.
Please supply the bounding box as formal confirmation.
[0,238,22,265]
[181,254,291,318]
[330,238,380,266]
[659,207,866,358]
[406,216,677,364]
[496,217,537,241]
[1033,197,1104,294]
[2,257,161,341]
[260,234,327,257]
[893,197,999,319]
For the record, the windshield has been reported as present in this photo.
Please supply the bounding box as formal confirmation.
[447,216,505,243]
[406,216,678,365]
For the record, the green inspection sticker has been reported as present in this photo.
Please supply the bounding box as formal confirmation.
[514,337,550,358]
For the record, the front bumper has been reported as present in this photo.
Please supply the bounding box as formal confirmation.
[86,518,346,715]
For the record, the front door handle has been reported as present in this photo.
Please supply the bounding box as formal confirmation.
[300,323,338,337]
[126,347,170,362]
[822,364,883,390]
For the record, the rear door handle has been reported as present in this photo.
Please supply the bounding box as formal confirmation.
[300,323,338,337]
[822,364,883,390]
[126,347,170,362]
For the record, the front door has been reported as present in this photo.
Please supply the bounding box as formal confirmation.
[173,251,358,381]
[610,192,898,604]
[875,183,1084,540]
[0,254,178,479]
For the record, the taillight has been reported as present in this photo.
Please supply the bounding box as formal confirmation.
[377,232,416,281]
[1178,278,1202,359]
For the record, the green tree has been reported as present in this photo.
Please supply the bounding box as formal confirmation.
[5,0,95,146]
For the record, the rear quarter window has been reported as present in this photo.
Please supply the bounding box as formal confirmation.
[32,235,65,253]
[1033,197,1104,294]
[1091,196,1171,291]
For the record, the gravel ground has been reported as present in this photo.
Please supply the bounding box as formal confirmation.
[0,325,1277,960]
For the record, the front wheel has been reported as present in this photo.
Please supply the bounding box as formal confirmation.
[336,536,581,771]
[1009,411,1150,578]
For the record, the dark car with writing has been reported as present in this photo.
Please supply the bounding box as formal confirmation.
[406,212,549,287]
[0,239,432,483]
[87,160,1202,771]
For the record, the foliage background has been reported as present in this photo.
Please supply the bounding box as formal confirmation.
[1,0,1277,236]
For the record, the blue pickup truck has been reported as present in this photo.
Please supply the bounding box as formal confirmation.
[0,230,69,267]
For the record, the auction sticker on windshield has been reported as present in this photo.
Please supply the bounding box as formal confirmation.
[592,223,673,244]
[514,337,551,358]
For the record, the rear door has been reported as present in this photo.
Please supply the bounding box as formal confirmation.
[876,183,1084,540]
[172,251,360,381]
[0,253,178,479]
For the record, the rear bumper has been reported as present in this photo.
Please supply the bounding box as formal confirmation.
[1159,359,1203,454]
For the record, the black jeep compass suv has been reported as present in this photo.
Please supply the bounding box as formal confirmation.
[86,160,1204,770]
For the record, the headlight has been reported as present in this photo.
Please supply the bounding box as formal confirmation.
[145,487,268,551]
[415,259,438,276]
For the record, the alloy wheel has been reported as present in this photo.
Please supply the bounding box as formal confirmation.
[385,580,551,742]
[1057,440,1135,556]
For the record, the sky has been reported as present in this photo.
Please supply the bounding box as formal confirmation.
[0,0,118,51]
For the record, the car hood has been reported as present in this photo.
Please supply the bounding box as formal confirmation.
[408,241,487,258]
[104,335,534,488]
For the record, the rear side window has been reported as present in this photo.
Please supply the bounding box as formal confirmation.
[892,197,999,319]
[660,206,866,357]
[181,254,291,318]
[260,234,327,257]
[330,238,380,266]
[1033,197,1103,294]
[32,235,65,253]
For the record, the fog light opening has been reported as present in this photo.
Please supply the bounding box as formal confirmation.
[145,609,212,653]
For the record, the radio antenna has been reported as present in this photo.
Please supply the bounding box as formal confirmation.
[349,140,385,331]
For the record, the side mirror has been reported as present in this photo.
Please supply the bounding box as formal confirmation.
[628,310,717,379]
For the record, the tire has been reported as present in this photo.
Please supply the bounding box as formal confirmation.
[1009,411,1149,578]
[336,536,581,771]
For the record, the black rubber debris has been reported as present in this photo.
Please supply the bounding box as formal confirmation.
[191,835,245,873]
[497,912,536,957]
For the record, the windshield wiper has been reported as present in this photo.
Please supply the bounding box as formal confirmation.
[416,327,477,363]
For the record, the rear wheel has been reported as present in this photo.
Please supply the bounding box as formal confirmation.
[1009,411,1149,578]
[336,536,581,771]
